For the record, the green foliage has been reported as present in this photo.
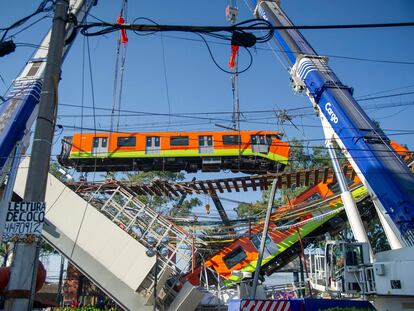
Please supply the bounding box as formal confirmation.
[122,171,182,210]
[235,138,333,218]
[172,197,202,217]
[234,189,285,218]
[287,138,331,170]
[236,202,264,218]
[125,170,185,184]
[122,171,200,216]
[367,214,390,253]
[49,160,70,182]
[39,239,58,256]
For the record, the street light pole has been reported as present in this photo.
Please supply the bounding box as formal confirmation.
[153,253,158,311]
[146,236,169,311]
[250,178,278,299]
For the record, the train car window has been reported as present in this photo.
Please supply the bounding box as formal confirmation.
[305,193,322,202]
[199,135,213,146]
[223,246,247,269]
[328,177,353,193]
[266,134,282,144]
[251,233,279,258]
[266,135,272,145]
[146,136,160,147]
[117,137,136,147]
[170,136,189,146]
[345,244,363,266]
[274,218,296,232]
[223,135,241,145]
[93,138,99,148]
[251,135,266,145]
[101,138,108,148]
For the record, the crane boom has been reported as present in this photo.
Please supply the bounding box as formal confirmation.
[0,0,96,183]
[253,0,414,244]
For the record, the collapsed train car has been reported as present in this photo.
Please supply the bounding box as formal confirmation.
[184,142,411,285]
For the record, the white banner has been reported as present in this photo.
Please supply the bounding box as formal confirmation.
[3,202,46,242]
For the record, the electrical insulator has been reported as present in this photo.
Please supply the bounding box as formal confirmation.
[204,203,210,215]
[225,5,238,24]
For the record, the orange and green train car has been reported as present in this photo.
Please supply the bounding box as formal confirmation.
[58,130,290,173]
[183,142,411,286]
[184,175,367,285]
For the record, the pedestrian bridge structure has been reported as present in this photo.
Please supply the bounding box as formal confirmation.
[13,158,202,310]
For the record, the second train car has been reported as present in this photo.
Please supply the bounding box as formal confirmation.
[58,130,290,173]
[183,142,411,286]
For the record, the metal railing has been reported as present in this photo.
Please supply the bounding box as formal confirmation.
[76,182,196,305]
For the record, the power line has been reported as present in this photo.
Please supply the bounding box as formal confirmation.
[0,0,53,42]
[154,33,414,66]
[78,19,414,38]
[58,100,414,119]
[356,84,414,99]
[357,91,414,102]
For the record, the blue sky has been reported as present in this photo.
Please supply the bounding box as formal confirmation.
[1,0,414,215]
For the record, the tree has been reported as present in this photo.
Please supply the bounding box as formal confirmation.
[49,160,71,182]
[172,197,202,218]
[235,138,331,218]
[122,171,200,216]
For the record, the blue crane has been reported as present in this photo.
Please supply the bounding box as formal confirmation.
[252,0,414,246]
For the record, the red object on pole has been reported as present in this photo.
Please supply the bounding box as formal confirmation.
[0,261,46,294]
[228,45,239,69]
[116,15,128,44]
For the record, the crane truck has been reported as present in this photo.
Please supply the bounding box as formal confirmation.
[251,1,414,309]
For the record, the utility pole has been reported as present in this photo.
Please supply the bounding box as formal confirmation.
[5,1,69,310]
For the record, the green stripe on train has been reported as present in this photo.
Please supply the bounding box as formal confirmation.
[226,185,368,284]
[69,148,289,164]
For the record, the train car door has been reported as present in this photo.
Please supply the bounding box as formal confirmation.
[199,135,213,154]
[251,135,269,154]
[92,137,108,156]
[146,136,160,154]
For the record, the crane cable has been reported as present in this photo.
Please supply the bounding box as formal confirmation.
[110,0,128,133]
[226,0,243,170]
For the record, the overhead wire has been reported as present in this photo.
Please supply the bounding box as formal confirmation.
[56,99,414,123]
[0,0,53,42]
[356,83,414,99]
[110,0,128,132]
[69,28,100,259]
[144,33,414,66]
[160,32,172,129]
